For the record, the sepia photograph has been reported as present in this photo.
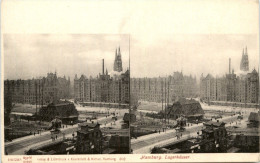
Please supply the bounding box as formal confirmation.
[3,34,130,155]
[130,34,259,154]
[1,0,260,162]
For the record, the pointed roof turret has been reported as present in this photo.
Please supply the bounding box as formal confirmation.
[245,46,248,55]
[252,68,257,74]
[118,46,121,56]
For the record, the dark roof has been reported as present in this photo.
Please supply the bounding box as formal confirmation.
[248,112,260,122]
[123,113,136,122]
[109,135,129,148]
[167,99,204,116]
[42,101,78,118]
[79,122,100,128]
[204,121,225,127]
[202,128,214,133]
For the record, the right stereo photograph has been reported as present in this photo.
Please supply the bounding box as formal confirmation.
[130,34,259,154]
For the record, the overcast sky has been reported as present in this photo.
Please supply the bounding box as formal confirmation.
[2,0,259,80]
[4,34,130,80]
[130,34,259,78]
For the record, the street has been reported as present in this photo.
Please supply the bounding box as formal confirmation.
[131,112,250,153]
[5,114,123,155]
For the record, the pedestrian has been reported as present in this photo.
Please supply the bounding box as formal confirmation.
[181,133,182,137]
[34,132,35,136]
[159,130,160,134]
[56,135,58,139]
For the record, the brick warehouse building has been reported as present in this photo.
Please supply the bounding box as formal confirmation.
[200,47,259,104]
[131,72,198,103]
[74,47,130,104]
[4,72,71,106]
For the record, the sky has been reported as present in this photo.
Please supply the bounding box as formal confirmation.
[2,0,259,80]
[130,34,259,78]
[4,34,130,80]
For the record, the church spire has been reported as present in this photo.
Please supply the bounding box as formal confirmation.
[113,47,123,72]
[118,46,121,56]
[240,47,249,71]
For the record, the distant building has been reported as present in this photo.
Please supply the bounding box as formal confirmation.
[131,72,198,104]
[200,48,259,104]
[240,47,249,71]
[74,47,129,104]
[165,98,204,120]
[113,47,123,72]
[76,121,102,154]
[39,100,78,124]
[4,72,71,106]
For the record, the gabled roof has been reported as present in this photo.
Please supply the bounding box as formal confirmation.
[167,99,204,116]
[248,112,260,122]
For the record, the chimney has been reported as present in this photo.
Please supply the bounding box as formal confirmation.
[229,58,231,74]
[102,59,104,75]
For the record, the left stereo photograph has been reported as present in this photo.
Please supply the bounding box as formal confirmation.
[3,34,131,155]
